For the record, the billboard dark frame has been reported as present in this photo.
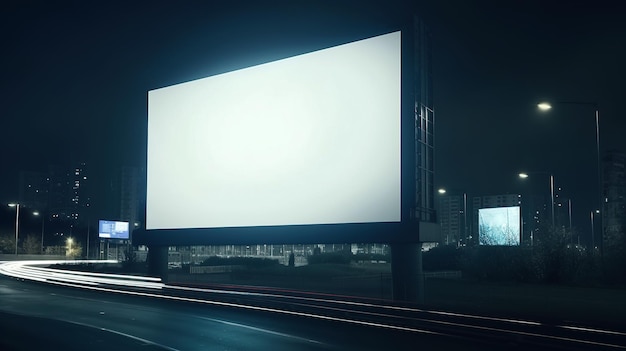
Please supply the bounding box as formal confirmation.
[135,20,419,247]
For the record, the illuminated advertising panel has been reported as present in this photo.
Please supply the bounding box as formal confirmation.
[99,220,130,240]
[147,31,401,231]
[478,206,521,246]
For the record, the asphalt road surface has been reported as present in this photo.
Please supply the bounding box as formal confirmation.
[0,261,624,351]
[0,276,497,351]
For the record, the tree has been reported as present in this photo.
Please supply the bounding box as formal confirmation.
[532,224,591,284]
[0,233,15,254]
[478,223,498,245]
[22,234,41,254]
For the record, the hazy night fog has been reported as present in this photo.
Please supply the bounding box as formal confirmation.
[1,0,625,236]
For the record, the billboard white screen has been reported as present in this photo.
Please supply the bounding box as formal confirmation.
[478,206,521,246]
[147,31,401,230]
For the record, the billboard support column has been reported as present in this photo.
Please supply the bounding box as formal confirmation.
[147,245,168,283]
[390,243,423,303]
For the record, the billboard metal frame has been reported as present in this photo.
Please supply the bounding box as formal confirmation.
[135,21,420,246]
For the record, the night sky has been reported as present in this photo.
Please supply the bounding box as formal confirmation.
[1,1,624,235]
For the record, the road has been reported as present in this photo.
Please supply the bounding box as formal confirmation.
[0,260,624,351]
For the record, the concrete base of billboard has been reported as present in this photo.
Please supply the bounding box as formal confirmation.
[390,243,424,303]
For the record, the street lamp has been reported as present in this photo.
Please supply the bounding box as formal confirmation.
[66,237,74,257]
[537,101,602,245]
[519,172,555,228]
[437,188,468,246]
[8,203,20,255]
[537,102,552,111]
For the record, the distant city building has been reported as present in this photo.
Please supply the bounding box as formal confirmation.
[519,193,548,243]
[118,166,145,236]
[16,163,91,246]
[554,187,573,231]
[29,163,91,228]
[104,166,145,242]
[47,163,90,224]
[70,162,90,222]
[47,165,72,223]
[437,194,466,246]
[602,149,626,254]
[471,194,521,245]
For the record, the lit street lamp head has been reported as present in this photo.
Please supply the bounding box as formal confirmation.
[518,173,529,179]
[537,102,552,111]
[437,188,447,194]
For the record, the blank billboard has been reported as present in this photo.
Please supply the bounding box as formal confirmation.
[478,206,520,246]
[147,31,401,231]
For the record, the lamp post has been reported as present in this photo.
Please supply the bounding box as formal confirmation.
[537,101,602,246]
[33,211,45,254]
[437,188,468,246]
[519,172,555,228]
[568,199,574,244]
[590,209,600,251]
[8,203,20,255]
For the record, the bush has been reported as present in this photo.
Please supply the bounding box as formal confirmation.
[460,246,531,282]
[458,225,611,285]
[423,245,461,271]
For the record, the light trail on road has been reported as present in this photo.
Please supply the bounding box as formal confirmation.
[1,260,625,350]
